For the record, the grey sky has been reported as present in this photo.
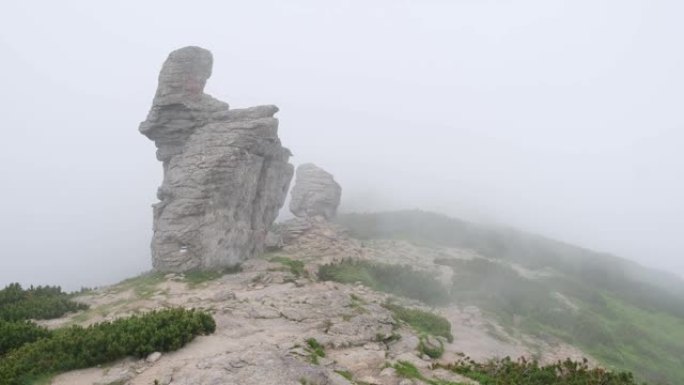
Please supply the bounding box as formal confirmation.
[1,0,682,290]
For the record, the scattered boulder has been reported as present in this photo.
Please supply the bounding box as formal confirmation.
[289,163,341,220]
[146,351,162,363]
[140,46,294,272]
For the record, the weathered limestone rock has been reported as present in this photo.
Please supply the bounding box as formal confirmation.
[289,163,341,220]
[140,46,294,272]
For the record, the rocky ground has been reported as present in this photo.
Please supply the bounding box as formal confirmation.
[43,221,591,385]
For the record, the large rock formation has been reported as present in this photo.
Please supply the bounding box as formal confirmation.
[140,46,294,272]
[289,163,341,220]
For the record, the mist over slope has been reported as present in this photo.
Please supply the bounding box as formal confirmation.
[2,1,684,292]
[3,209,682,384]
[337,210,684,300]
[335,210,684,383]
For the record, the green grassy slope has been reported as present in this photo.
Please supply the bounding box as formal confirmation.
[335,210,684,384]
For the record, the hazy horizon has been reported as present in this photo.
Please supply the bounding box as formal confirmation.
[1,0,682,290]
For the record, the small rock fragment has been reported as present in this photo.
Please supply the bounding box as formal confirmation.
[146,351,162,363]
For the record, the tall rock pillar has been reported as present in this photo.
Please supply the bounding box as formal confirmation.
[140,46,294,272]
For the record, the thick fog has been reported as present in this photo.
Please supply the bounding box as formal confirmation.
[1,0,682,290]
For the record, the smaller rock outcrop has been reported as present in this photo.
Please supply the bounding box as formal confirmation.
[289,163,341,220]
[266,164,342,251]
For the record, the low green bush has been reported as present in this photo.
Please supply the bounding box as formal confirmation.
[318,259,450,305]
[0,283,88,321]
[0,308,215,385]
[418,335,444,359]
[443,356,647,385]
[392,361,456,385]
[270,256,306,278]
[0,320,51,356]
[384,303,453,342]
[393,361,424,380]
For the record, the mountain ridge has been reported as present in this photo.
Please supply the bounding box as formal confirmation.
[13,210,681,384]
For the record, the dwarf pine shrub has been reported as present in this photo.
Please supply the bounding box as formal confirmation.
[0,283,88,321]
[443,356,646,385]
[0,308,215,385]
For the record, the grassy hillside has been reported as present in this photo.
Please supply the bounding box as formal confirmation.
[336,210,684,384]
